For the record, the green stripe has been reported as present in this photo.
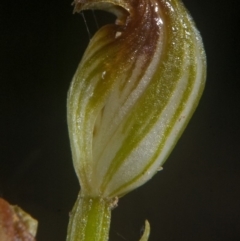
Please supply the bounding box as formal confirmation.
[100,30,185,193]
[101,2,203,195]
[108,45,197,197]
[108,12,206,197]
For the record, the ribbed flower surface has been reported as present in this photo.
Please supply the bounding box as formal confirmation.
[67,0,206,198]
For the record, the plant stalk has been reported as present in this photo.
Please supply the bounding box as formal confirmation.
[66,192,111,241]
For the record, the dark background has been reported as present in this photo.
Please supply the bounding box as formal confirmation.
[0,0,239,240]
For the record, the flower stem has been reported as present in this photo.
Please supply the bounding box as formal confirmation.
[66,192,111,241]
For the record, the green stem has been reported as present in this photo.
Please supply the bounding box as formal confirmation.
[66,192,111,241]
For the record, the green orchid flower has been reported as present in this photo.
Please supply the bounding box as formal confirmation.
[66,0,206,240]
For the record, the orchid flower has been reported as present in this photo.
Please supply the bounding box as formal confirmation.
[66,0,206,240]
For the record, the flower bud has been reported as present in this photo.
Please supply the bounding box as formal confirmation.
[67,0,206,198]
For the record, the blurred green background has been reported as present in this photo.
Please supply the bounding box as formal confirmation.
[0,0,239,240]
